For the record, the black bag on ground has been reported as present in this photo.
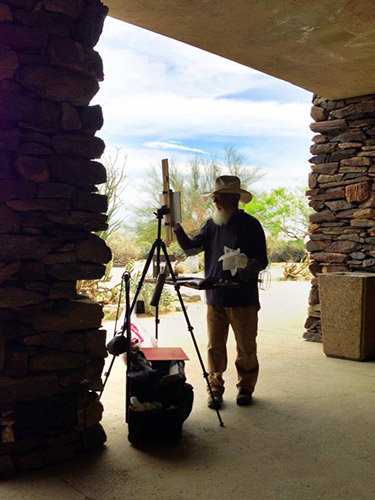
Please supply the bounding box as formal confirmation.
[127,352,194,445]
[127,350,159,403]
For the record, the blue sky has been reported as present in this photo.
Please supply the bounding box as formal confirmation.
[93,16,314,207]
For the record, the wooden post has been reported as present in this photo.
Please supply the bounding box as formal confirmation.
[161,158,173,246]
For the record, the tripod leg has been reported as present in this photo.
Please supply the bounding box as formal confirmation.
[124,272,131,424]
[160,243,224,427]
[127,240,158,321]
[100,242,158,401]
[99,353,116,400]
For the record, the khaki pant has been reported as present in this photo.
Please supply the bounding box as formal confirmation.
[206,305,259,395]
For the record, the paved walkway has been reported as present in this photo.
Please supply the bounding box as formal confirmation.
[4,280,375,499]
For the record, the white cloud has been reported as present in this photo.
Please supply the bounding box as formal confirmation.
[143,141,208,154]
[95,17,312,144]
[104,144,195,179]
[98,18,267,99]
[98,92,311,142]
[94,15,314,217]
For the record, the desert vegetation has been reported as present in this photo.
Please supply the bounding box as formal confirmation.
[80,148,312,314]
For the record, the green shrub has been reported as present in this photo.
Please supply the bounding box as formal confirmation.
[268,238,306,263]
[129,274,175,315]
[107,230,142,266]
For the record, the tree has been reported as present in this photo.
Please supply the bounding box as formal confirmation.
[244,186,311,240]
[134,148,266,250]
[221,146,265,189]
[244,187,312,263]
[96,148,128,241]
[106,230,141,266]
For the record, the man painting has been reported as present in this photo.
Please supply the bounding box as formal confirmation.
[174,175,268,408]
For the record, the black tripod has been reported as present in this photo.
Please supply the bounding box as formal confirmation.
[101,205,224,427]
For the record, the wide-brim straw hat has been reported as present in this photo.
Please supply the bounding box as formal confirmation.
[202,175,252,204]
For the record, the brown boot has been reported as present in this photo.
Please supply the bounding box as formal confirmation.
[207,391,223,409]
[236,388,253,406]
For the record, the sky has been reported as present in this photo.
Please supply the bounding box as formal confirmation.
[93,16,314,212]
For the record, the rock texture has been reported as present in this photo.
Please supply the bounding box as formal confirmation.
[305,94,375,342]
[0,0,109,477]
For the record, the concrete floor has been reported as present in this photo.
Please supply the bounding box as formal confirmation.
[4,280,375,499]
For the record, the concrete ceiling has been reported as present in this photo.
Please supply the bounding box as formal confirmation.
[105,0,375,100]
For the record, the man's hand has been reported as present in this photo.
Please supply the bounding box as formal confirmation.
[238,258,264,282]
[247,258,264,273]
[235,253,248,269]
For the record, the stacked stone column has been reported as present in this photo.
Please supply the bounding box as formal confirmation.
[304,94,375,342]
[0,0,110,477]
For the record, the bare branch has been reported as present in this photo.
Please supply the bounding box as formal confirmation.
[97,148,128,241]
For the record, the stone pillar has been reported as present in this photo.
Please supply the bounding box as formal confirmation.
[0,0,110,477]
[304,93,375,342]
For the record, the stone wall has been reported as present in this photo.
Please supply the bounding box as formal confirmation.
[304,94,375,342]
[0,0,110,477]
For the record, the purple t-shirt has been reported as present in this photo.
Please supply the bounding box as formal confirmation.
[175,210,268,307]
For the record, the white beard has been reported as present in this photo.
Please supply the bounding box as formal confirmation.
[212,207,233,226]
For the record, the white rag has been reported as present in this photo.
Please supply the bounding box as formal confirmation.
[218,246,248,276]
